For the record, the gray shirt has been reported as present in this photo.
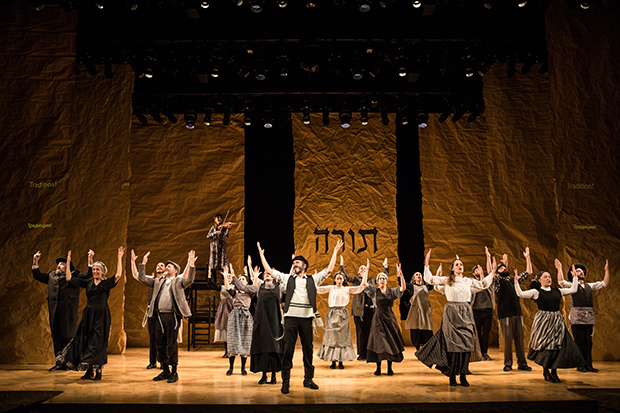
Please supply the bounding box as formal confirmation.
[158,278,175,313]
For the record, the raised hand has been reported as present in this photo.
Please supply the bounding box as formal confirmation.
[340,255,344,266]
[143,251,150,265]
[513,269,520,284]
[554,258,562,270]
[456,254,460,260]
[229,263,236,277]
[131,249,137,263]
[424,249,432,267]
[335,239,344,251]
[491,256,497,271]
[436,263,443,277]
[523,247,530,259]
[605,260,609,271]
[501,254,508,265]
[88,249,95,259]
[485,246,490,257]
[118,246,125,258]
[383,257,388,267]
[188,250,197,266]
[33,251,41,265]
[257,242,264,256]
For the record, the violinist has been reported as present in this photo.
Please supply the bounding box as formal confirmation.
[207,213,234,282]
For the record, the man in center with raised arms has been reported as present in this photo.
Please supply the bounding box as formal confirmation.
[258,239,342,394]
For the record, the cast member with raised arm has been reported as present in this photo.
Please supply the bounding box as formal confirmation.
[223,264,253,376]
[404,268,436,351]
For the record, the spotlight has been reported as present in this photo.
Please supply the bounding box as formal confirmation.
[222,110,230,125]
[580,1,589,9]
[381,108,389,125]
[95,0,106,9]
[143,68,154,79]
[185,112,196,129]
[417,113,428,128]
[305,1,317,8]
[340,111,351,128]
[210,68,220,78]
[303,106,311,125]
[412,0,422,8]
[255,69,266,81]
[359,0,371,12]
[352,67,364,80]
[465,67,475,77]
[200,1,210,8]
[250,0,263,13]
[278,0,288,7]
[263,118,274,128]
[361,108,369,126]
[398,67,408,77]
[322,108,330,125]
[35,2,45,11]
[483,0,496,8]
[203,109,212,126]
[244,112,252,126]
[127,0,139,10]
[516,0,527,6]
[279,67,289,77]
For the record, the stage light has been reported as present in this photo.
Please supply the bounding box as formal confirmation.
[381,108,389,125]
[340,111,351,128]
[417,113,428,128]
[255,69,266,81]
[210,68,220,78]
[303,106,311,125]
[127,0,139,10]
[398,67,408,77]
[35,2,44,11]
[263,118,274,128]
[465,67,475,77]
[279,67,289,77]
[400,114,409,125]
[483,0,495,8]
[250,0,263,13]
[244,111,252,126]
[185,112,196,129]
[222,110,231,126]
[438,111,450,123]
[379,0,392,7]
[322,108,330,125]
[203,109,212,126]
[359,0,371,12]
[352,67,364,80]
[412,0,422,8]
[95,0,106,9]
[306,1,317,8]
[361,108,369,126]
[580,1,589,9]
[200,1,210,8]
[278,0,288,7]
[516,0,527,6]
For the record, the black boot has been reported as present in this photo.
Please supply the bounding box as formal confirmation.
[222,343,228,358]
[167,365,178,383]
[281,380,290,394]
[374,361,382,376]
[81,365,94,380]
[338,362,344,370]
[459,374,469,387]
[543,368,553,382]
[259,372,267,385]
[330,361,337,369]
[281,369,290,393]
[270,371,277,384]
[387,361,394,376]
[241,357,247,375]
[303,366,318,389]
[550,369,561,383]
[449,375,458,386]
[226,356,235,376]
[154,364,171,381]
[93,366,102,381]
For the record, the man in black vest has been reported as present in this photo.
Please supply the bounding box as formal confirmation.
[557,259,609,372]
[258,239,342,394]
[31,250,93,371]
[489,247,532,372]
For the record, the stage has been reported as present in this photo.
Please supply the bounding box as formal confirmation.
[1,347,619,413]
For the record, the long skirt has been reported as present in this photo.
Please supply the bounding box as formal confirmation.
[227,306,253,357]
[57,304,111,370]
[366,304,405,363]
[317,307,356,362]
[527,310,586,369]
[214,297,233,342]
[415,301,480,376]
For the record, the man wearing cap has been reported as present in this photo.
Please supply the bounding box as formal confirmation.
[31,249,93,371]
[137,250,197,383]
[557,259,609,372]
[258,239,342,394]
[489,247,532,372]
[131,250,188,370]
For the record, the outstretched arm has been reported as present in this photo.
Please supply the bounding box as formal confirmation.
[514,269,538,299]
[65,251,72,281]
[325,239,343,274]
[114,247,125,283]
[555,258,565,282]
[523,247,532,274]
[131,249,139,280]
[603,260,610,286]
[397,263,406,293]
[181,250,197,288]
[257,242,273,274]
[485,246,493,275]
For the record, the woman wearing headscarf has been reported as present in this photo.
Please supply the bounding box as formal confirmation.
[223,264,253,376]
[404,270,435,351]
[317,260,368,369]
[515,262,585,383]
[57,247,124,380]
[365,261,406,376]
[415,249,495,387]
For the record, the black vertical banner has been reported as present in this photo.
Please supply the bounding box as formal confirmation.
[244,118,295,273]
[396,122,425,320]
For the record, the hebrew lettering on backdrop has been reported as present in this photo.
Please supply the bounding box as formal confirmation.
[314,227,379,253]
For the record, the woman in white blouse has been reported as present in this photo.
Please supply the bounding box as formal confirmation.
[317,261,368,369]
[514,263,585,383]
[415,249,496,387]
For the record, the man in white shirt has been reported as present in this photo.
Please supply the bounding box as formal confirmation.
[556,259,609,372]
[258,239,342,394]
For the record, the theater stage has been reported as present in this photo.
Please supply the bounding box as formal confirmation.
[1,347,619,413]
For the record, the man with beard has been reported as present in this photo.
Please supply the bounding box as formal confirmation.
[137,250,197,383]
[131,250,166,369]
[258,239,342,394]
[556,259,609,372]
[489,247,532,372]
[31,249,93,371]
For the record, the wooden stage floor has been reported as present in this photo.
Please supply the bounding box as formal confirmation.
[1,346,619,413]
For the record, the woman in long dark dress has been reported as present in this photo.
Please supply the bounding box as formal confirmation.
[365,262,406,376]
[514,263,585,383]
[232,256,283,385]
[58,247,124,380]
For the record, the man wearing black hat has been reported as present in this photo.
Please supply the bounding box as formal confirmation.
[489,247,532,372]
[258,239,342,394]
[31,250,93,371]
[557,259,609,372]
[137,250,197,383]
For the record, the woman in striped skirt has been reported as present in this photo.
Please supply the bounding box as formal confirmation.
[514,263,585,383]
[415,249,496,387]
[223,264,254,376]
